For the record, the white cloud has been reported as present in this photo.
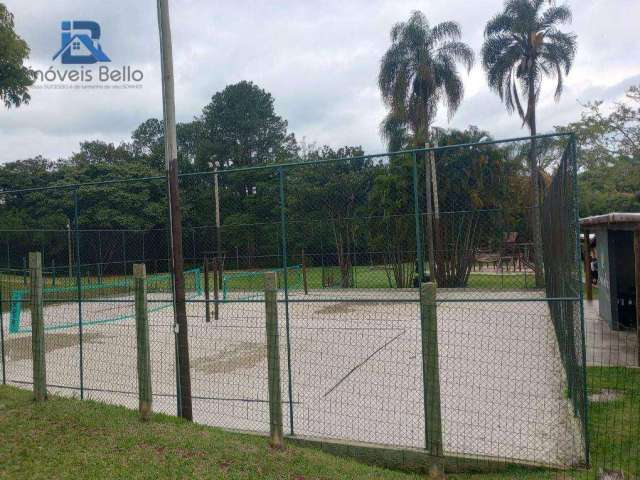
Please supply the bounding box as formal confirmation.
[1,0,638,163]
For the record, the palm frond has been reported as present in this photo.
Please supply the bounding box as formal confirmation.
[438,40,475,72]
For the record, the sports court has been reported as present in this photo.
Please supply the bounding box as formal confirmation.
[2,286,584,467]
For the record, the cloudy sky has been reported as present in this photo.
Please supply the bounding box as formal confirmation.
[1,0,638,163]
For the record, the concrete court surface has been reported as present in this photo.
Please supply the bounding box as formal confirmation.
[2,288,585,467]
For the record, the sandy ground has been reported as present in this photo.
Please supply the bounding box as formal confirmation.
[2,288,585,467]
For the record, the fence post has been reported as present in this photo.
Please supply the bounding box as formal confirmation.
[22,257,27,288]
[213,256,220,321]
[122,230,127,276]
[203,257,211,323]
[134,264,152,420]
[30,252,47,402]
[301,249,308,295]
[420,282,442,458]
[264,272,283,448]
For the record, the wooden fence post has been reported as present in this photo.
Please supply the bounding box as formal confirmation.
[213,257,220,321]
[134,263,152,420]
[420,282,442,458]
[265,271,283,448]
[301,249,308,295]
[29,252,46,402]
[203,257,211,323]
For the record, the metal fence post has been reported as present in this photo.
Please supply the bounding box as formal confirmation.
[420,282,442,457]
[30,251,47,402]
[73,189,84,400]
[264,271,284,448]
[204,256,211,323]
[51,259,56,287]
[22,257,27,288]
[98,230,103,284]
[412,152,424,283]
[301,249,308,295]
[122,230,127,276]
[571,134,590,464]
[278,166,295,435]
[213,256,219,321]
[134,264,152,420]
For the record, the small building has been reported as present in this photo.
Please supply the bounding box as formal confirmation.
[580,213,639,332]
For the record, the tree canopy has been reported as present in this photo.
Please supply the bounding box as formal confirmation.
[0,3,35,108]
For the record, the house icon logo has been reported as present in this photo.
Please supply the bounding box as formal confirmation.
[52,21,110,65]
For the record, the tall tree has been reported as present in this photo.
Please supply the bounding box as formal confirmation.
[0,3,35,108]
[482,0,577,286]
[199,81,296,170]
[378,11,474,149]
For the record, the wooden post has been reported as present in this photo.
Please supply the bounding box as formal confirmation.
[264,272,283,449]
[635,231,640,367]
[134,264,152,420]
[158,0,193,421]
[213,257,219,321]
[203,257,211,323]
[583,230,593,301]
[420,282,442,458]
[29,252,46,402]
[301,249,308,295]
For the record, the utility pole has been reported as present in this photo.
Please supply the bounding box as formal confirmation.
[157,0,192,421]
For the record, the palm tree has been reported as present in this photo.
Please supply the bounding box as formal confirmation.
[481,0,577,286]
[378,11,474,149]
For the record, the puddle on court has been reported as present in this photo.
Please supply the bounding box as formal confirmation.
[192,342,266,374]
[4,332,111,361]
[315,302,380,314]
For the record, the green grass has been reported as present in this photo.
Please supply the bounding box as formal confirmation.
[0,385,421,480]
[0,367,637,479]
[222,264,536,291]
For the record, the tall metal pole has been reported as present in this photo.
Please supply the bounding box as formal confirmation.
[412,153,424,283]
[278,167,295,434]
[67,218,73,278]
[213,164,223,284]
[423,146,436,277]
[157,0,192,421]
[73,190,84,399]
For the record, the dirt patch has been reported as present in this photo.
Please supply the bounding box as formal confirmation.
[192,342,266,374]
[589,388,623,403]
[315,302,377,314]
[3,332,111,361]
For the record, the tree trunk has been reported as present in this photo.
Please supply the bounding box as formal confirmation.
[528,76,544,287]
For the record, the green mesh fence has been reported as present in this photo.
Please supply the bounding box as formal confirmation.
[222,265,302,301]
[541,138,589,458]
[8,267,202,333]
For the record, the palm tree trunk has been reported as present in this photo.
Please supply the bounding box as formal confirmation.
[528,80,544,287]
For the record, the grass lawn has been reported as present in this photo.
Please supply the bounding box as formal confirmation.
[0,367,637,479]
[0,385,421,480]
[222,264,536,292]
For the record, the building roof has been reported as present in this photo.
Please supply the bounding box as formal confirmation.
[580,212,640,230]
